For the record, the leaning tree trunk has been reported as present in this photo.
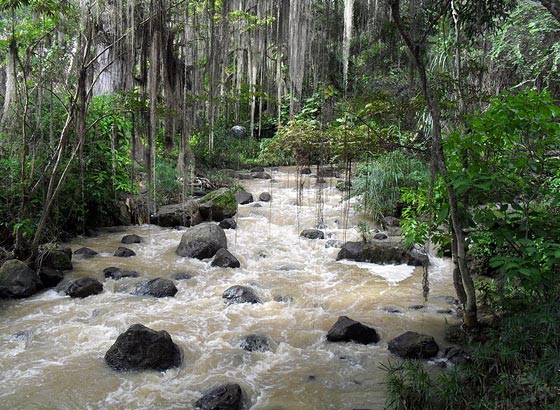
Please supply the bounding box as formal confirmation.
[388,0,478,329]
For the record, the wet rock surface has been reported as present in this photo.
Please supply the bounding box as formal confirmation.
[104,324,182,371]
[326,316,380,345]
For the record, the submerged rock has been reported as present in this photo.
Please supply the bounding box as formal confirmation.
[388,331,439,359]
[326,316,379,345]
[176,223,227,259]
[211,248,241,268]
[121,234,143,244]
[240,334,271,352]
[104,324,182,371]
[74,247,98,258]
[103,267,140,280]
[195,383,243,410]
[170,272,194,280]
[58,277,103,298]
[114,247,136,257]
[222,285,261,304]
[133,278,178,298]
[0,259,42,298]
[300,229,325,240]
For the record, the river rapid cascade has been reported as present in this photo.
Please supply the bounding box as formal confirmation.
[0,168,458,410]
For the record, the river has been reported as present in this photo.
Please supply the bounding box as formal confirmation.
[0,168,457,409]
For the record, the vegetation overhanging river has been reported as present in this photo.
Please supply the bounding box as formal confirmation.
[0,168,458,409]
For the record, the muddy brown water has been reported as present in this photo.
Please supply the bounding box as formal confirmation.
[0,168,458,409]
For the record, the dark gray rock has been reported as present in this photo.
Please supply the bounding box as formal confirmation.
[170,272,194,280]
[74,247,98,258]
[259,192,272,202]
[41,248,73,271]
[326,316,379,345]
[211,249,240,269]
[223,285,261,304]
[103,267,140,280]
[196,383,243,410]
[382,306,402,314]
[121,234,143,244]
[104,324,182,371]
[300,229,325,240]
[388,331,439,359]
[39,267,65,288]
[234,190,254,205]
[0,259,42,298]
[336,240,429,266]
[152,200,202,227]
[58,277,103,298]
[133,278,178,298]
[219,218,237,230]
[373,233,388,240]
[114,247,136,257]
[176,223,227,259]
[240,334,271,352]
[250,166,265,173]
[444,346,470,365]
[250,203,262,208]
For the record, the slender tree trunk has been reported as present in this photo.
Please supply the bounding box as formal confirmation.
[389,0,478,329]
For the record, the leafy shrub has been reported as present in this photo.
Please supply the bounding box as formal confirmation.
[352,151,428,223]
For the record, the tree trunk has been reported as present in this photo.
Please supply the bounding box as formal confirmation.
[388,0,478,329]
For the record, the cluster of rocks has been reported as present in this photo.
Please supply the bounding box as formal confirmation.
[151,185,272,230]
[325,315,440,360]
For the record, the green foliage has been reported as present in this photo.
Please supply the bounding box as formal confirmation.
[189,120,260,170]
[446,89,560,296]
[352,151,428,223]
[490,1,560,93]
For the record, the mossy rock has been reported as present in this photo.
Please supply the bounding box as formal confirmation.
[198,188,238,222]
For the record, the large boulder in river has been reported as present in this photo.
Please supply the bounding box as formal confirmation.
[41,248,73,270]
[198,188,238,222]
[176,223,227,259]
[104,324,182,371]
[388,331,439,359]
[133,278,178,298]
[222,285,261,304]
[336,240,428,266]
[0,259,42,298]
[326,316,379,345]
[234,190,254,205]
[58,277,103,298]
[152,200,202,227]
[196,383,244,410]
[211,249,240,268]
